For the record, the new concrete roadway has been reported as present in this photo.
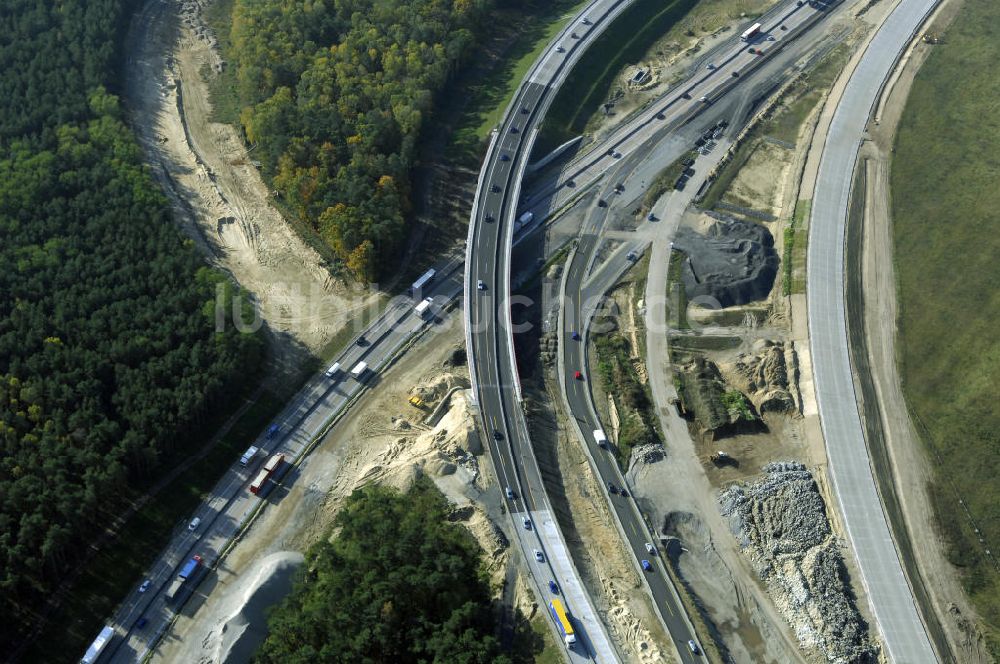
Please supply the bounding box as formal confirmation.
[98,254,465,663]
[807,0,942,661]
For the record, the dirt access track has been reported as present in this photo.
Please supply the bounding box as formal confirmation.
[123,0,380,378]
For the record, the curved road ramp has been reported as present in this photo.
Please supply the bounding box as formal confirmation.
[807,0,942,661]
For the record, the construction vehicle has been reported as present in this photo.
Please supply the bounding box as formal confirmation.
[710,451,736,467]
[922,33,943,44]
[408,395,426,409]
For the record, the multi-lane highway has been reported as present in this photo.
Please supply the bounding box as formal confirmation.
[467,0,850,658]
[466,0,642,658]
[519,0,838,228]
[98,256,464,662]
[807,0,942,661]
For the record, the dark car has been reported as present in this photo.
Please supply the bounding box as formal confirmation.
[485,213,494,222]
[641,559,652,572]
[493,430,503,441]
[597,198,607,207]
[656,112,665,120]
[549,580,559,594]
[521,106,530,114]
[574,370,583,380]
[510,125,519,134]
[491,184,501,193]
[500,153,510,162]
[571,331,581,341]
[732,70,740,77]
[136,617,149,630]
[608,482,618,494]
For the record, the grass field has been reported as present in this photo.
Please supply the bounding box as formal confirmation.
[445,0,592,163]
[890,1,1000,653]
[536,0,699,154]
[783,199,809,295]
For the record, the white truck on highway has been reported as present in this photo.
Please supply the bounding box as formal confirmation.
[324,362,342,378]
[414,297,434,319]
[593,428,608,448]
[351,361,369,378]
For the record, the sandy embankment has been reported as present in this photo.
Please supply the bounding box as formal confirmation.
[189,551,304,664]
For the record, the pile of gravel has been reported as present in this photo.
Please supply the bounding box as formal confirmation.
[719,463,877,663]
[673,217,779,308]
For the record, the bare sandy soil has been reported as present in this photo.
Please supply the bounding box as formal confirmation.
[724,141,792,215]
[621,3,902,657]
[151,323,527,662]
[124,0,380,383]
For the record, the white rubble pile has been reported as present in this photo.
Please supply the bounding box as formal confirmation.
[719,462,878,664]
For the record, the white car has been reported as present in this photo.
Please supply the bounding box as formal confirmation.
[477,279,486,291]
[522,517,532,530]
[706,63,715,70]
[138,579,151,593]
[188,516,201,531]
[534,549,544,562]
[645,542,655,554]
[688,639,701,654]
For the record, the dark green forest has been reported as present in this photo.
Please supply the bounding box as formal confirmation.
[228,0,492,280]
[0,0,262,648]
[254,481,508,663]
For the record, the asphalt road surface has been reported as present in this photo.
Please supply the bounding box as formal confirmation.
[806,0,942,661]
[468,0,849,660]
[98,255,464,663]
[519,0,840,226]
[465,0,640,658]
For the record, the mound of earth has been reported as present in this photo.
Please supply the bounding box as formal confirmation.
[677,357,758,436]
[719,463,877,664]
[673,217,779,308]
[719,339,797,414]
[193,551,305,664]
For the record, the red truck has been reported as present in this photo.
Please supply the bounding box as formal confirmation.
[250,453,285,495]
